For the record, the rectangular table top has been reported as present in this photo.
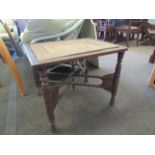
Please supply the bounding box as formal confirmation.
[23,38,127,68]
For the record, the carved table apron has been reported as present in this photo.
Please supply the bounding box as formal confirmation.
[22,39,127,132]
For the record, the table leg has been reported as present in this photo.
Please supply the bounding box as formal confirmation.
[84,59,89,83]
[41,82,59,132]
[32,68,42,95]
[32,68,40,87]
[110,52,125,106]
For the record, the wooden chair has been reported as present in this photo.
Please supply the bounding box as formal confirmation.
[115,20,141,47]
[0,20,21,56]
[96,19,104,39]
[96,19,115,40]
[0,37,26,95]
[142,22,155,45]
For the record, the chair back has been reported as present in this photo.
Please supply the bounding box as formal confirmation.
[20,20,84,43]
[128,19,142,32]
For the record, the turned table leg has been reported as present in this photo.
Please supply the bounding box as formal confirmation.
[41,82,59,132]
[110,52,125,106]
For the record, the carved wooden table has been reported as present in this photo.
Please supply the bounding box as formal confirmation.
[23,38,127,132]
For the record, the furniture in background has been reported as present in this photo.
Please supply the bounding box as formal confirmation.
[142,21,155,45]
[0,37,26,95]
[96,19,105,39]
[79,19,99,67]
[0,20,21,57]
[128,19,147,41]
[148,65,155,89]
[137,19,148,41]
[96,19,115,40]
[23,38,127,132]
[149,48,155,64]
[21,19,84,43]
[14,19,28,35]
[115,20,142,47]
[103,19,116,40]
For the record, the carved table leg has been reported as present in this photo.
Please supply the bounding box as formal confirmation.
[41,82,59,133]
[110,52,125,106]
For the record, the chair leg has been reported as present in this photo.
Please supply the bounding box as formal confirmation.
[137,32,139,46]
[131,33,135,40]
[114,31,118,43]
[126,33,129,48]
[97,31,100,39]
[0,37,26,96]
[103,31,107,40]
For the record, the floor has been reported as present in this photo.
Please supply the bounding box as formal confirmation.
[0,41,155,135]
